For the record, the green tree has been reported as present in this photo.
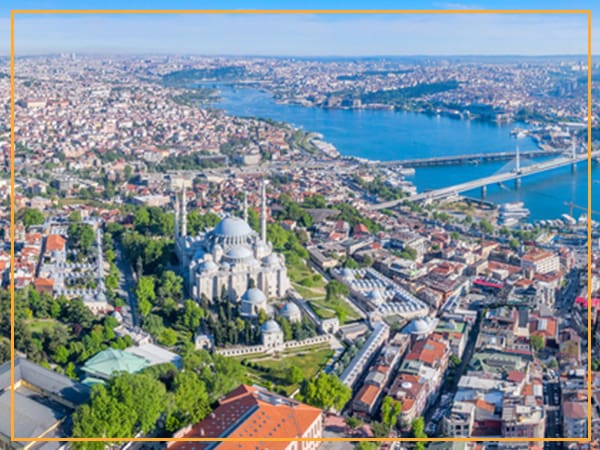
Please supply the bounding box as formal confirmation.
[288,365,304,384]
[326,280,350,301]
[411,416,427,450]
[72,384,137,445]
[136,276,156,316]
[530,335,545,353]
[380,396,402,431]
[178,300,204,332]
[69,211,82,222]
[22,208,45,227]
[166,371,211,432]
[299,373,351,411]
[109,373,167,434]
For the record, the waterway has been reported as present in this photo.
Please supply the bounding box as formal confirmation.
[210,84,596,222]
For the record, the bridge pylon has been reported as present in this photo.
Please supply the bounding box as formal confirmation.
[515,144,521,174]
[571,138,577,172]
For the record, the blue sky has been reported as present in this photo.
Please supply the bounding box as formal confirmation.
[0,0,598,56]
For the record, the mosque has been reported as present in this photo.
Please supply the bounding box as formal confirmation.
[175,181,291,305]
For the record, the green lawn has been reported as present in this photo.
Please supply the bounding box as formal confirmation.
[243,345,334,395]
[25,318,63,336]
[309,297,360,324]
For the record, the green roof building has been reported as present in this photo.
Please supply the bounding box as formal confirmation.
[81,348,150,382]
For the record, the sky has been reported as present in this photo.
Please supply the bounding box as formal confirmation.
[0,0,598,56]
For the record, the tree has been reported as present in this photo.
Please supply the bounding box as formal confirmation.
[380,396,402,431]
[530,335,545,353]
[72,384,137,445]
[69,211,82,222]
[22,208,45,227]
[158,328,178,347]
[179,300,204,332]
[136,276,156,316]
[166,371,211,432]
[479,219,494,235]
[326,280,350,301]
[288,365,304,384]
[355,443,377,450]
[299,373,351,411]
[346,416,363,430]
[411,416,428,450]
[109,373,167,434]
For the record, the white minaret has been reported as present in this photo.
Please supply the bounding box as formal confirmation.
[174,191,180,241]
[181,184,187,237]
[243,191,248,223]
[261,180,268,242]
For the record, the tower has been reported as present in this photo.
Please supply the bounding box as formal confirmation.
[243,191,248,223]
[515,144,521,174]
[261,180,268,242]
[181,184,187,237]
[175,191,180,241]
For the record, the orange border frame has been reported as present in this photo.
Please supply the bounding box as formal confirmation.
[9,8,594,445]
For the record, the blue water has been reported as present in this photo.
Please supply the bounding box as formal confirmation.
[211,85,596,222]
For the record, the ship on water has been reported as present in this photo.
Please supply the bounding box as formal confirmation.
[498,201,530,227]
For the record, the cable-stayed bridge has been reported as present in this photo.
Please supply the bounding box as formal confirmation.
[370,147,597,210]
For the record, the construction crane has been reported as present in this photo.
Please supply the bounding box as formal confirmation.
[563,201,600,218]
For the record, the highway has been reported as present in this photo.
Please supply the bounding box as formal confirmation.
[370,151,599,210]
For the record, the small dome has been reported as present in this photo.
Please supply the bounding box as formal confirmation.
[369,290,384,300]
[212,217,253,238]
[281,302,301,317]
[242,288,267,305]
[261,320,281,334]
[225,246,253,261]
[404,317,436,335]
[341,268,354,279]
[263,253,279,266]
[199,260,218,272]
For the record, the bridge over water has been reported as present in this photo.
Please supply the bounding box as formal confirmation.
[379,149,564,168]
[370,151,598,210]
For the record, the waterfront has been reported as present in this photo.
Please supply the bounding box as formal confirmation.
[212,84,596,222]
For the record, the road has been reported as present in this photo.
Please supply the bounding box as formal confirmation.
[114,240,139,327]
[544,380,562,450]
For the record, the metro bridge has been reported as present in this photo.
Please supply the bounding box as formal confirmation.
[370,147,598,210]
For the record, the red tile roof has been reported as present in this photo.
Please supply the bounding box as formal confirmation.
[45,234,66,252]
[169,385,322,450]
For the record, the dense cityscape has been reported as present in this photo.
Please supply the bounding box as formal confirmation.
[0,51,599,450]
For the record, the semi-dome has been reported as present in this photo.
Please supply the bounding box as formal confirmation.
[212,217,253,238]
[261,319,281,334]
[199,260,218,272]
[224,246,254,261]
[242,288,267,304]
[263,253,280,266]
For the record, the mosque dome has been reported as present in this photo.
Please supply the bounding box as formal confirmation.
[242,288,267,305]
[280,302,301,322]
[404,317,437,336]
[240,288,268,318]
[212,217,253,238]
[261,320,281,334]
